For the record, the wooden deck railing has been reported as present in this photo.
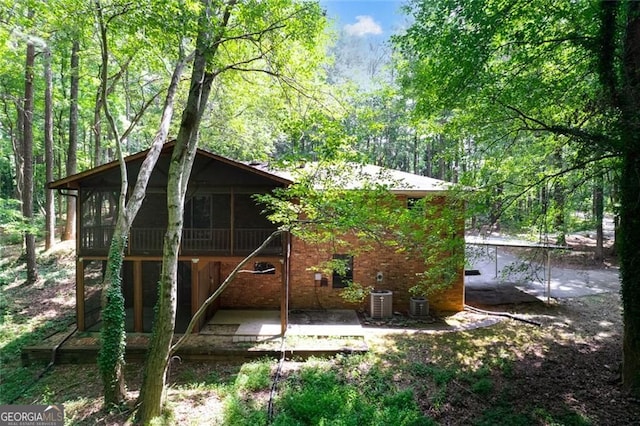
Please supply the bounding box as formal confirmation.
[129,228,165,254]
[80,225,114,252]
[79,226,282,256]
[182,228,230,252]
[233,228,282,254]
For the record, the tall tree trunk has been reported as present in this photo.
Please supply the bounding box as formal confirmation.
[12,99,24,204]
[619,1,640,396]
[413,130,418,174]
[63,39,79,241]
[124,69,131,151]
[552,149,566,246]
[93,0,190,401]
[424,139,432,177]
[92,87,102,167]
[619,153,640,395]
[593,174,604,263]
[489,183,503,232]
[437,135,445,180]
[98,230,128,405]
[22,38,37,284]
[135,182,183,422]
[610,178,619,253]
[136,1,234,421]
[96,3,129,396]
[44,47,55,250]
[136,53,211,426]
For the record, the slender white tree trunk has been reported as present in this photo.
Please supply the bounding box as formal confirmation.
[44,47,55,250]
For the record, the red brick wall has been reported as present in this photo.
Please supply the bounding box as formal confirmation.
[287,238,362,311]
[216,195,465,315]
[217,257,283,309]
[287,235,464,315]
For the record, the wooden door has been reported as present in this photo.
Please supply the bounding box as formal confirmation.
[196,261,221,330]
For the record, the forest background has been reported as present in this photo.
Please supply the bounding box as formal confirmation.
[2,0,639,418]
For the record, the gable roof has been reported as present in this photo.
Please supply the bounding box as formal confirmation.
[48,142,453,195]
[48,142,292,190]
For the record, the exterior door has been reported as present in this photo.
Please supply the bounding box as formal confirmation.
[196,261,221,330]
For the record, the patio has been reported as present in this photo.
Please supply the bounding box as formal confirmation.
[21,308,502,366]
[203,309,365,342]
[21,309,369,365]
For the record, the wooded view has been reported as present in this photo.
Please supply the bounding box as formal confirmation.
[1,0,639,424]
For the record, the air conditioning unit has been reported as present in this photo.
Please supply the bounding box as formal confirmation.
[370,290,393,319]
[409,297,429,317]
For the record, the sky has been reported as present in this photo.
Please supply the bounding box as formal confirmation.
[319,0,409,39]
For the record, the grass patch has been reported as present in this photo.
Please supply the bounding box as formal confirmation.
[470,377,493,395]
[223,393,269,426]
[474,403,535,426]
[474,403,592,426]
[235,359,272,391]
[272,361,433,426]
[532,407,592,426]
[181,359,274,426]
[411,363,457,386]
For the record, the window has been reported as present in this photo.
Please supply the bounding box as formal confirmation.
[189,195,212,228]
[82,190,119,226]
[184,194,231,229]
[332,254,353,288]
[234,193,272,229]
[407,197,422,209]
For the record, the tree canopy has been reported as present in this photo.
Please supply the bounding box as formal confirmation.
[394,0,640,395]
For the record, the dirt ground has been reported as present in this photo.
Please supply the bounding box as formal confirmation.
[445,230,639,425]
[488,292,635,424]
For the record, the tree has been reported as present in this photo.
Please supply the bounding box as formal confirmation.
[394,0,639,394]
[609,1,640,396]
[43,46,54,250]
[21,21,37,284]
[134,3,218,414]
[395,0,608,233]
[136,0,327,421]
[1,0,192,255]
[593,173,605,263]
[62,39,79,241]
[2,0,95,249]
[93,0,191,404]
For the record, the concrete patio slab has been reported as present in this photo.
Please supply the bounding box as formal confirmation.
[288,310,364,337]
[208,309,364,342]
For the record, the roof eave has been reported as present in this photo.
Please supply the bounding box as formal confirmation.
[47,142,293,189]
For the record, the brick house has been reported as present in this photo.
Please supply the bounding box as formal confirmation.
[49,143,464,334]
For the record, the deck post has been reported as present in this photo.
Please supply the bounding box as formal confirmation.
[191,258,200,333]
[134,260,143,332]
[76,257,85,331]
[230,190,235,256]
[280,232,290,335]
